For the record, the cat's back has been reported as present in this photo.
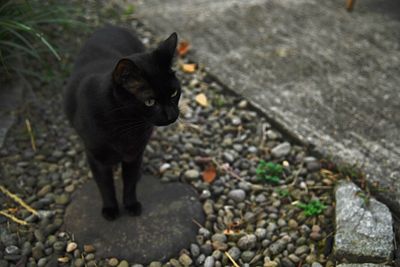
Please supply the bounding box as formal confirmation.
[74,25,145,71]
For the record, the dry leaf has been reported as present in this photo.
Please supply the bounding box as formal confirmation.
[202,164,216,183]
[195,93,208,107]
[177,41,190,56]
[182,63,196,73]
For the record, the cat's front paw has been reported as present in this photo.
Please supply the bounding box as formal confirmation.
[102,207,119,221]
[125,202,142,216]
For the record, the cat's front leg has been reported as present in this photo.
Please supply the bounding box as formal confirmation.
[122,160,142,216]
[86,151,119,220]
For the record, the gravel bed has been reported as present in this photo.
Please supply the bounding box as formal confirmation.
[0,5,336,267]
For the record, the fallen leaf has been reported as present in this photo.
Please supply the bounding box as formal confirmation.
[202,164,216,183]
[182,63,196,73]
[195,93,208,107]
[177,40,190,56]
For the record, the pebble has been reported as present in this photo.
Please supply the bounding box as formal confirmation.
[241,250,255,262]
[237,234,257,250]
[271,142,291,158]
[211,233,227,243]
[108,257,119,266]
[223,152,235,163]
[55,193,70,205]
[117,260,129,267]
[74,258,84,267]
[37,258,47,267]
[190,243,200,257]
[149,262,162,267]
[294,245,310,256]
[84,244,95,253]
[227,247,241,261]
[66,242,77,253]
[204,256,215,267]
[311,262,323,267]
[37,185,52,197]
[227,189,246,202]
[179,254,193,266]
[281,257,295,267]
[255,228,267,240]
[53,241,66,252]
[288,219,298,229]
[5,245,20,255]
[184,169,200,180]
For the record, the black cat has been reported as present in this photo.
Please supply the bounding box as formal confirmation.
[64,26,181,220]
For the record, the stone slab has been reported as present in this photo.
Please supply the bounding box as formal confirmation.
[63,176,204,264]
[335,181,394,263]
[337,264,392,267]
[132,0,400,216]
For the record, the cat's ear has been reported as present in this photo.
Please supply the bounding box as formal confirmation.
[112,58,141,85]
[154,32,178,67]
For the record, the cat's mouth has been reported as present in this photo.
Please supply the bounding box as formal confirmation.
[153,117,178,127]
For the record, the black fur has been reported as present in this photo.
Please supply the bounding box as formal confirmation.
[64,26,181,220]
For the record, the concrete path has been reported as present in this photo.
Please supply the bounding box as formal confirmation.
[133,0,400,214]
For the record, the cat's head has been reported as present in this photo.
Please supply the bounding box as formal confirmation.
[112,33,181,126]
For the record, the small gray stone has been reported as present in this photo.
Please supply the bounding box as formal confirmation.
[281,258,295,267]
[228,189,246,202]
[336,265,392,267]
[335,181,394,262]
[184,169,200,180]
[237,234,257,250]
[311,263,323,267]
[268,240,286,256]
[204,256,215,267]
[271,142,291,158]
[223,152,235,163]
[199,227,211,239]
[211,233,227,243]
[241,251,255,263]
[227,247,241,261]
[190,243,200,257]
[294,245,310,256]
[37,258,47,267]
[255,228,267,240]
[53,241,66,252]
[5,245,20,255]
[74,258,84,267]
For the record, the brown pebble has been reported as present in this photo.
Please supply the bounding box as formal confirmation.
[66,242,78,253]
[311,225,321,233]
[288,219,298,229]
[310,231,322,241]
[84,244,95,253]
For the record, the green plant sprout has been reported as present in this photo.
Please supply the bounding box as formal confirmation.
[256,160,283,184]
[275,188,289,198]
[297,200,326,217]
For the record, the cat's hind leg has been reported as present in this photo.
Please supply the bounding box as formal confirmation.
[86,151,119,220]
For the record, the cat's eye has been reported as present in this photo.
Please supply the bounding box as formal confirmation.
[144,99,155,107]
[171,90,178,97]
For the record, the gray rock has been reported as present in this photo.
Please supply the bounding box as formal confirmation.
[204,256,215,267]
[241,250,255,263]
[255,228,267,240]
[336,265,392,267]
[37,258,47,267]
[334,181,394,262]
[74,259,84,267]
[211,233,227,243]
[223,152,235,163]
[64,176,204,264]
[271,142,291,158]
[149,262,162,267]
[237,234,257,250]
[184,169,200,180]
[227,247,241,261]
[5,245,20,255]
[281,258,295,267]
[190,243,200,257]
[268,240,286,256]
[311,263,323,267]
[228,189,246,202]
[294,245,310,256]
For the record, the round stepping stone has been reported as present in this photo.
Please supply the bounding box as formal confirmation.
[63,175,204,264]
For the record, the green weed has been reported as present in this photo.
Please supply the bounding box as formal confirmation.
[256,160,283,184]
[297,199,326,217]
